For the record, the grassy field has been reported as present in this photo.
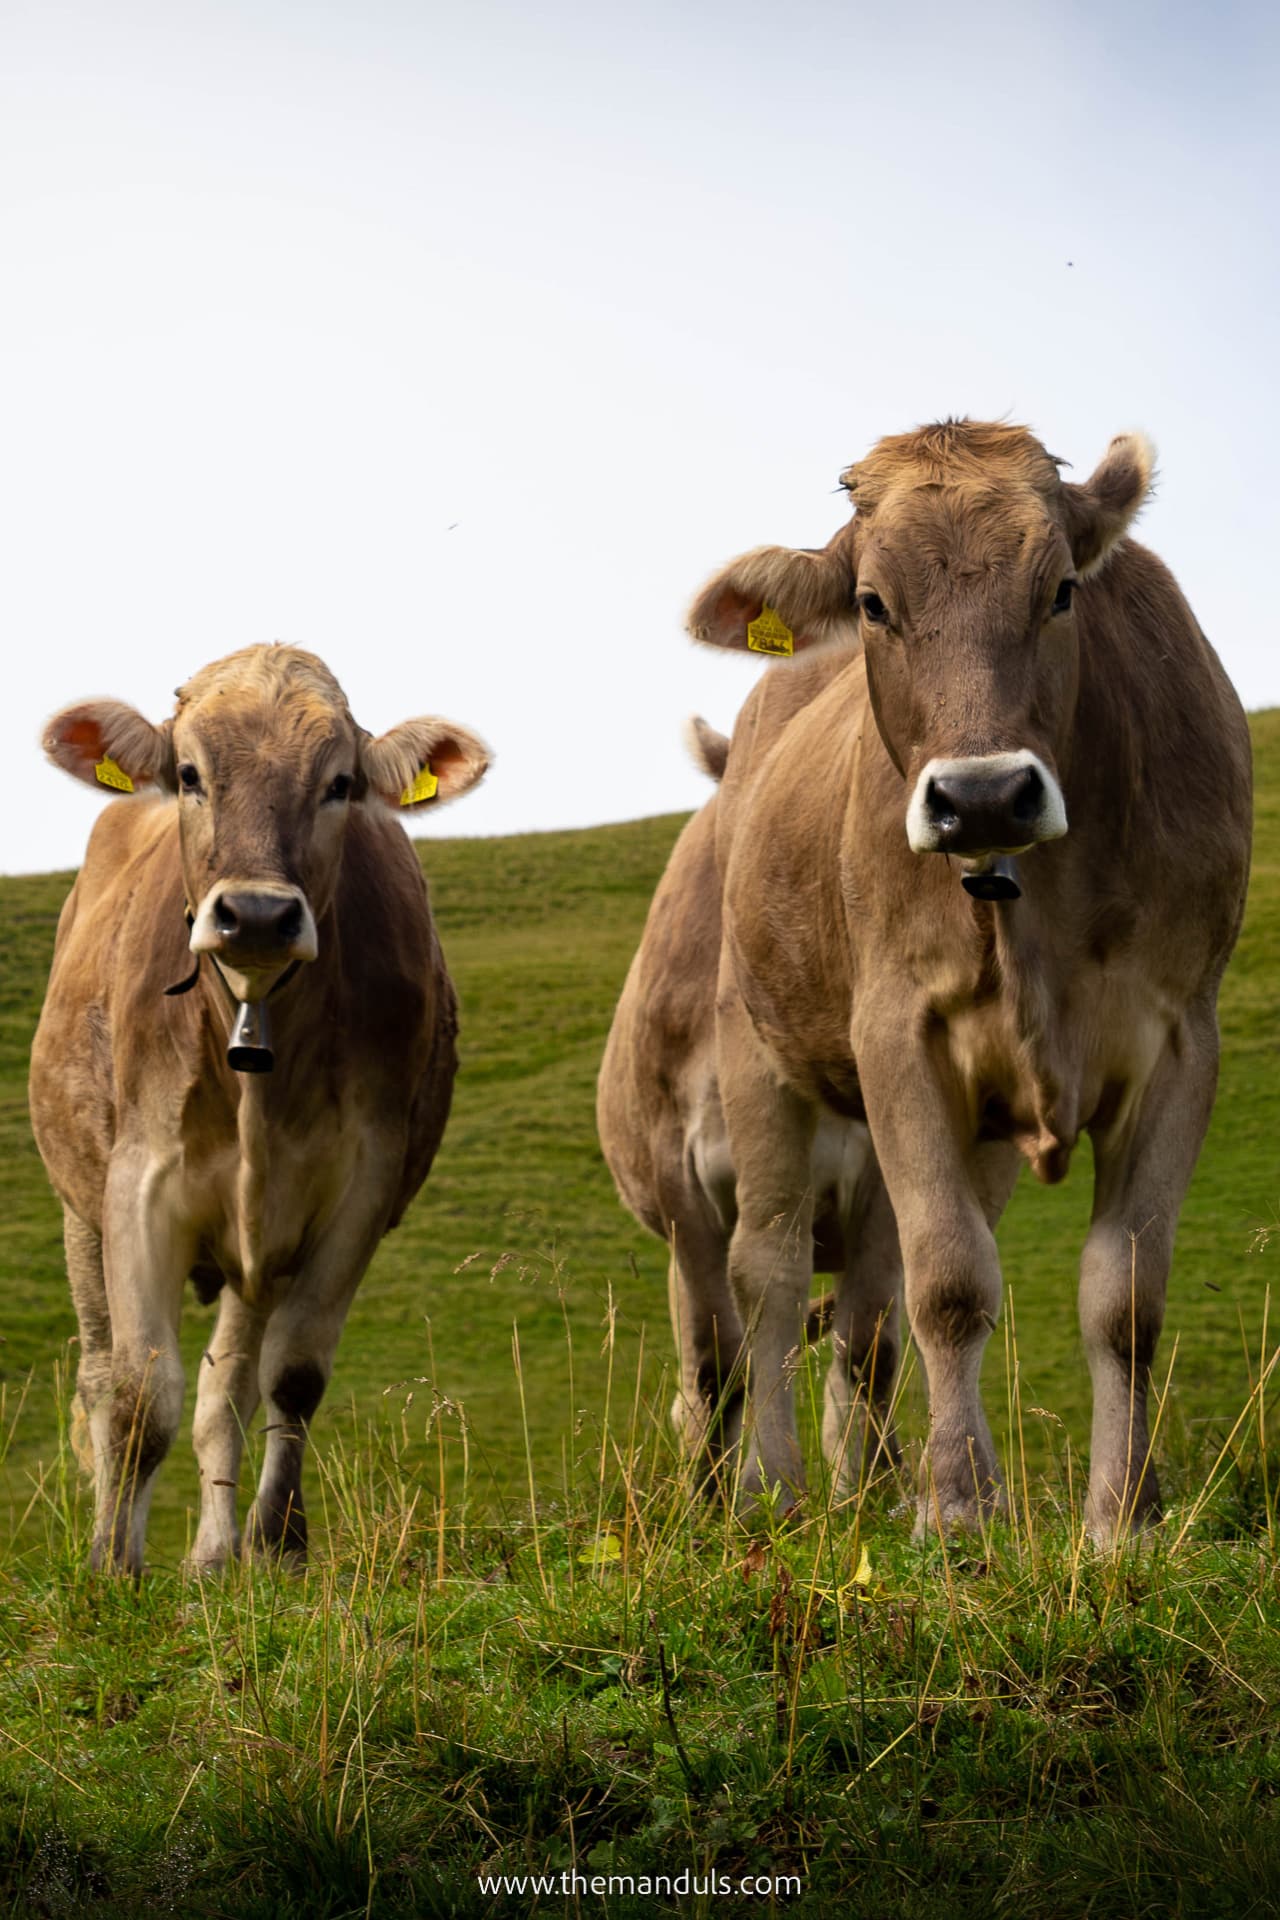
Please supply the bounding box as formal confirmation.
[1,712,1280,1914]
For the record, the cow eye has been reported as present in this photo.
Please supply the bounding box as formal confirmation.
[859,591,890,626]
[1051,578,1077,615]
[177,762,202,792]
[324,773,354,804]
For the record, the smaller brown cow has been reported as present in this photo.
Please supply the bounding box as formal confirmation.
[598,675,902,1490]
[685,421,1251,1542]
[30,645,489,1572]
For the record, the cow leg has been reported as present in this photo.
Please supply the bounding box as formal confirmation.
[63,1209,112,1475]
[92,1153,191,1573]
[664,1209,745,1490]
[908,1139,1021,1534]
[718,993,818,1506]
[188,1289,265,1571]
[244,1307,342,1564]
[243,1317,335,1564]
[243,1205,384,1562]
[1082,1004,1220,1544]
[823,1167,903,1495]
[856,1028,1022,1532]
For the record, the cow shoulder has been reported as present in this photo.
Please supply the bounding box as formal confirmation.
[716,647,859,874]
[31,800,191,1215]
[1075,540,1252,944]
[334,808,459,1221]
[336,808,446,1059]
[720,663,869,1078]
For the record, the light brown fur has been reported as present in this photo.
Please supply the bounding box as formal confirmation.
[682,421,1251,1540]
[30,644,489,1572]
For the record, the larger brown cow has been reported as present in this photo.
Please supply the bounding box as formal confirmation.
[29,645,488,1572]
[684,421,1251,1541]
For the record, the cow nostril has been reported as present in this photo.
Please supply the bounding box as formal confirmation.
[926,778,961,832]
[276,900,304,942]
[214,897,239,936]
[1012,765,1044,823]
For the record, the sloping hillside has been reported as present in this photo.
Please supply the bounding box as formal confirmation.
[3,717,1279,1561]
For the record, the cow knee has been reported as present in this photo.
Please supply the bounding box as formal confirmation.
[268,1358,326,1427]
[836,1315,899,1392]
[902,1216,1000,1352]
[908,1278,997,1353]
[1079,1224,1166,1372]
[730,1209,810,1313]
[107,1348,184,1477]
[1080,1288,1161,1375]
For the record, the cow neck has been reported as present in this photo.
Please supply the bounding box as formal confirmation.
[164,908,305,1077]
[202,946,302,1015]
[980,869,1076,1182]
[221,934,348,1264]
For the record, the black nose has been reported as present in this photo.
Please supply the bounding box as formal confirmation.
[214,891,305,948]
[925,763,1044,854]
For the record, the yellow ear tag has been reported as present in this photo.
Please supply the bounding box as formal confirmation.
[400,765,438,806]
[94,755,134,793]
[746,604,794,657]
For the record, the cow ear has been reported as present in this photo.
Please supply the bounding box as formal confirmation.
[362,717,491,812]
[686,528,857,657]
[43,701,175,794]
[1062,432,1156,577]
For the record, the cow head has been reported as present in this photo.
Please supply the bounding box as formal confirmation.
[43,645,489,1000]
[688,421,1155,865]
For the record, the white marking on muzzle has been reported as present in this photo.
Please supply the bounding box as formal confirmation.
[906,751,1068,855]
[189,883,319,962]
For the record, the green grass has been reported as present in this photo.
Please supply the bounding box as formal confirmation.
[2,715,1280,1914]
[2,1322,1280,1916]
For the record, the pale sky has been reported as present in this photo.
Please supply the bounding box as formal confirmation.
[2,0,1276,873]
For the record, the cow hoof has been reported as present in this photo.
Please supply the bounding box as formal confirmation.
[1084,1494,1163,1553]
[912,1488,1006,1542]
[88,1537,145,1579]
[244,1505,308,1569]
[183,1545,238,1578]
[242,1537,308,1573]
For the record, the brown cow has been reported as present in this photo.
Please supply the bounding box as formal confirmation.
[598,671,902,1491]
[686,421,1251,1541]
[29,644,489,1572]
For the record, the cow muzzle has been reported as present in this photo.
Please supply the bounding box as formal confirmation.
[906,752,1068,858]
[190,883,319,994]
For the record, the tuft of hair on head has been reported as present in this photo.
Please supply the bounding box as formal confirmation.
[841,418,1063,508]
[683,715,730,783]
[174,643,351,714]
